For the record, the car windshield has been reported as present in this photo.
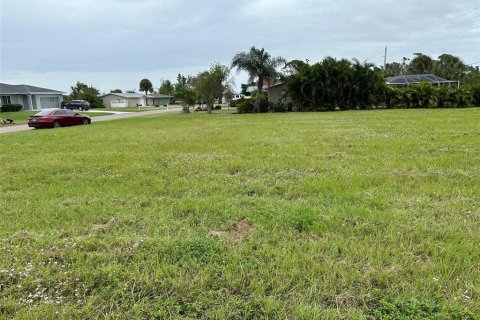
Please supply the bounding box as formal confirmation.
[35,109,55,115]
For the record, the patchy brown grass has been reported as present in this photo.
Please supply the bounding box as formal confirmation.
[208,219,254,242]
[88,217,119,235]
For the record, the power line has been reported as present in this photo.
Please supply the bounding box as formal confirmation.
[390,11,480,57]
[398,13,480,46]
[409,6,479,40]
[414,27,479,48]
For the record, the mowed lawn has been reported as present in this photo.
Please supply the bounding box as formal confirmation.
[0,109,479,319]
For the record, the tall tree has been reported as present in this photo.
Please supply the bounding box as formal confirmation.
[70,82,103,108]
[384,62,404,77]
[195,63,231,113]
[285,57,385,111]
[110,89,122,93]
[434,54,467,80]
[174,74,197,114]
[159,79,174,95]
[139,79,153,105]
[462,66,480,87]
[231,46,286,112]
[407,54,434,74]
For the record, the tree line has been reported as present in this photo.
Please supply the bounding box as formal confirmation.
[65,47,479,112]
[385,53,479,87]
[279,56,479,112]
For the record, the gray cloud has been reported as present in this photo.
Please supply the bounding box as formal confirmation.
[1,0,478,92]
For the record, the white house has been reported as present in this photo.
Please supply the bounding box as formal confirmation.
[0,83,64,110]
[99,92,172,108]
[99,92,146,108]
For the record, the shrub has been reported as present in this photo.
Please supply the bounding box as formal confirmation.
[87,96,105,108]
[469,84,480,106]
[258,99,272,113]
[435,86,454,108]
[385,87,403,109]
[415,82,436,108]
[0,104,23,112]
[214,105,222,110]
[385,84,474,109]
[287,101,293,111]
[452,87,473,108]
[236,98,254,114]
[272,101,287,112]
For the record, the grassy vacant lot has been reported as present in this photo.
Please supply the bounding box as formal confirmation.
[0,111,112,125]
[0,109,478,319]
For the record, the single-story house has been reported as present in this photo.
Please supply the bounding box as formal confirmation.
[147,93,172,106]
[386,74,459,88]
[99,92,146,108]
[264,81,286,104]
[0,83,64,110]
[99,92,173,108]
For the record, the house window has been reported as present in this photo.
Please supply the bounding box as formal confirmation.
[1,96,11,105]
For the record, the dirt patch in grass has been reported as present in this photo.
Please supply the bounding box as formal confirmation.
[336,293,360,308]
[208,219,254,243]
[6,230,45,240]
[88,217,119,235]
[111,198,127,206]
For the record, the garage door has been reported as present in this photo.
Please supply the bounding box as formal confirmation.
[40,97,60,109]
[111,100,128,108]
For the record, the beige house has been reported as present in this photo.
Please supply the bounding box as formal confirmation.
[264,82,286,104]
[99,92,146,108]
[99,92,172,108]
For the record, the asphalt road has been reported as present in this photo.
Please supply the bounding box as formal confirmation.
[0,107,181,135]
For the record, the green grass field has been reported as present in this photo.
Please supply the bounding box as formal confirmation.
[0,111,112,125]
[0,109,478,319]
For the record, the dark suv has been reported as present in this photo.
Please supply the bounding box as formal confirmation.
[63,100,91,111]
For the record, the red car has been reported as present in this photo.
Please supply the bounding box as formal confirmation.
[28,108,91,129]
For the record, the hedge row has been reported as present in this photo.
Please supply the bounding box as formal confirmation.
[385,83,478,109]
[0,104,23,112]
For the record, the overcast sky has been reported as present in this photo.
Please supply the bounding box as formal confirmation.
[1,0,479,94]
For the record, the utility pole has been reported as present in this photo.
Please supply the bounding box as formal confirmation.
[383,45,388,71]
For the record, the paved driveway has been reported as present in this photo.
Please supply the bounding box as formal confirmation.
[0,107,181,134]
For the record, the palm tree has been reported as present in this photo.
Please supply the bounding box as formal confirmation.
[139,79,153,106]
[231,47,285,112]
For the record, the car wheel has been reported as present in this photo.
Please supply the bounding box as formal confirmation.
[53,121,61,128]
[82,118,89,125]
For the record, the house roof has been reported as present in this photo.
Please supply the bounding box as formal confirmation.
[263,81,285,90]
[147,93,172,98]
[0,83,64,94]
[99,92,145,99]
[268,81,285,88]
[386,74,458,86]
